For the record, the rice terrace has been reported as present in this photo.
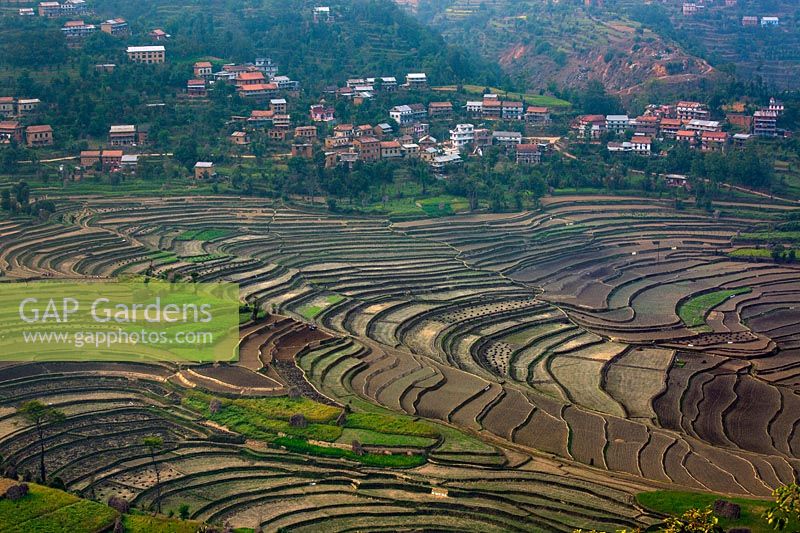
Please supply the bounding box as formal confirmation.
[0,191,798,532]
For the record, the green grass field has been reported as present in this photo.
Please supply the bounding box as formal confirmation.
[434,85,571,108]
[737,231,800,244]
[298,305,323,319]
[175,229,231,241]
[336,427,438,447]
[182,253,229,263]
[122,512,207,533]
[677,288,751,328]
[27,178,222,198]
[344,412,439,438]
[272,437,427,468]
[298,294,345,319]
[182,392,437,467]
[0,482,241,533]
[637,490,798,533]
[728,247,798,259]
[361,194,473,219]
[0,483,117,533]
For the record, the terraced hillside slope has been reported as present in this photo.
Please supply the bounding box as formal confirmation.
[0,360,660,531]
[407,0,716,93]
[619,0,800,90]
[1,195,799,505]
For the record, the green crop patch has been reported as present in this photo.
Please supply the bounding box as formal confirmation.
[0,280,240,362]
[677,288,751,328]
[122,512,206,533]
[0,484,117,533]
[175,228,231,241]
[273,436,427,468]
[344,412,439,438]
[637,490,799,533]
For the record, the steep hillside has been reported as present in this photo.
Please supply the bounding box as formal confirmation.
[621,0,800,90]
[403,0,717,94]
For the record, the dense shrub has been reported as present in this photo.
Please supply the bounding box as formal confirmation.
[208,433,246,444]
[4,483,29,501]
[289,414,308,428]
[107,496,130,514]
[209,399,222,414]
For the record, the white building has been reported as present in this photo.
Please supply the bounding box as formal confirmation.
[685,119,722,133]
[365,76,397,91]
[313,6,332,22]
[630,135,652,156]
[466,101,483,115]
[405,72,428,90]
[431,153,462,173]
[272,75,299,91]
[605,115,630,133]
[390,105,414,126]
[449,123,475,148]
[255,57,278,78]
[768,97,784,116]
[492,131,522,146]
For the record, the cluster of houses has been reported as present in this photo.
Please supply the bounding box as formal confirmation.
[185,58,298,100]
[76,124,147,175]
[466,95,551,125]
[61,17,128,43]
[0,122,53,148]
[306,91,553,174]
[573,98,784,156]
[21,0,88,18]
[0,97,51,148]
[314,123,549,174]
[196,73,554,177]
[318,73,429,104]
[741,15,780,27]
[78,150,137,174]
[682,0,781,27]
[0,97,41,119]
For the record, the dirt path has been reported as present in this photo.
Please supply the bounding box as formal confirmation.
[17,152,174,164]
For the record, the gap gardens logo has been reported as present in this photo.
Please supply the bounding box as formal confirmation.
[0,280,240,362]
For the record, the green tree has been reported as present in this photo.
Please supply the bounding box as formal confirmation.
[771,244,786,262]
[174,138,199,171]
[0,189,10,212]
[17,400,65,483]
[661,507,723,533]
[178,503,191,520]
[764,483,800,530]
[143,436,164,513]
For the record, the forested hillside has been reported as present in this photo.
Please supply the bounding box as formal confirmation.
[0,0,504,174]
[0,0,502,88]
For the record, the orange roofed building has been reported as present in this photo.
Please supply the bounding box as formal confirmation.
[0,121,24,143]
[235,71,266,86]
[26,125,53,147]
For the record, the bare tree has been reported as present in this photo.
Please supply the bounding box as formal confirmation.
[17,400,65,483]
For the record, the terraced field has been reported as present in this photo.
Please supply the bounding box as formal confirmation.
[0,361,655,531]
[1,194,799,528]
